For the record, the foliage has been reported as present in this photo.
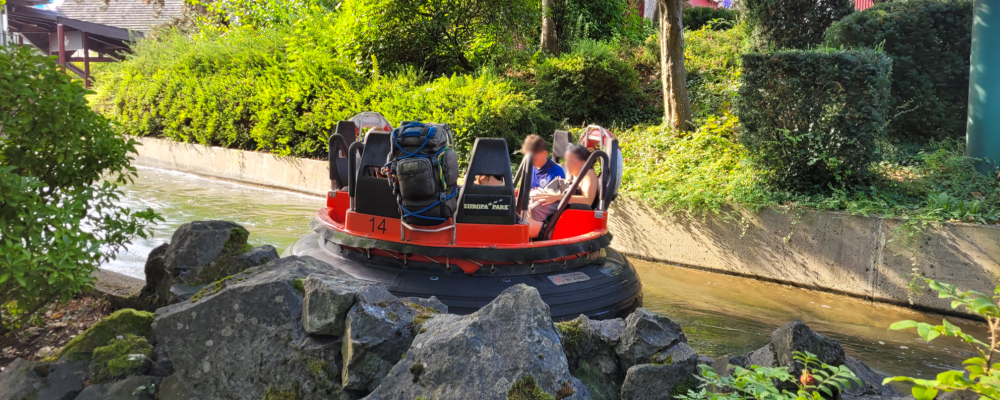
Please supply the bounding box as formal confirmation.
[507,375,556,400]
[534,40,650,126]
[886,278,1000,400]
[186,0,336,32]
[332,0,540,75]
[550,0,628,47]
[678,351,861,400]
[0,46,158,334]
[618,115,774,213]
[92,27,553,164]
[90,334,153,382]
[57,309,155,360]
[745,0,853,50]
[737,49,893,191]
[825,0,973,141]
[683,23,745,119]
[684,7,741,31]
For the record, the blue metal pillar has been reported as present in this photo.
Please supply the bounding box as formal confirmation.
[967,0,1000,174]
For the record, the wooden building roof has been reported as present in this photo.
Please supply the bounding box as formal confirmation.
[56,0,187,33]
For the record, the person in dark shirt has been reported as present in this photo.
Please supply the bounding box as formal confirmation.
[521,134,565,189]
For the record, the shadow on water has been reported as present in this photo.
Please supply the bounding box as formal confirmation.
[109,167,988,379]
[633,258,988,378]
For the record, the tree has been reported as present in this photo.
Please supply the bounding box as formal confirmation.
[335,0,541,74]
[0,46,159,334]
[658,0,692,131]
[541,0,560,55]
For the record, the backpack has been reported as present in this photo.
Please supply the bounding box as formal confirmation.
[385,121,460,226]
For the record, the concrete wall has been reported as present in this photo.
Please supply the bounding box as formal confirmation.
[133,137,330,197]
[134,136,1000,314]
[608,198,1000,314]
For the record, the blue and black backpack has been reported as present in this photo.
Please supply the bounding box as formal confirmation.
[384,122,460,226]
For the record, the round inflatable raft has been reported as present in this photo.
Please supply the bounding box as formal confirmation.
[288,115,642,320]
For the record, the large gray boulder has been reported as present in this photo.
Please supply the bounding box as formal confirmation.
[75,375,161,400]
[0,358,87,400]
[365,284,589,400]
[341,284,420,392]
[140,221,276,306]
[558,315,626,400]
[620,355,699,400]
[844,355,898,396]
[151,256,355,400]
[400,296,449,314]
[302,273,364,336]
[616,308,688,370]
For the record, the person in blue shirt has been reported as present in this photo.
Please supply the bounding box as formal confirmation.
[521,134,565,189]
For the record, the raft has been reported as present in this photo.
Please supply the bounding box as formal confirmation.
[288,114,643,320]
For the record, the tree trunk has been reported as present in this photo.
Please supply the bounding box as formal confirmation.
[541,0,560,55]
[658,0,692,131]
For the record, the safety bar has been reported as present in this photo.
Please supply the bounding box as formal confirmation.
[328,133,351,190]
[538,150,610,241]
[512,153,533,223]
[346,141,365,210]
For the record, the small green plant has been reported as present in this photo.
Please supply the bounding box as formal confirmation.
[884,278,1000,400]
[677,351,860,400]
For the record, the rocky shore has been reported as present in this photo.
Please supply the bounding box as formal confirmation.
[0,221,904,400]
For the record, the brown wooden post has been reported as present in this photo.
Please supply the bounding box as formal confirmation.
[82,32,91,88]
[57,23,66,72]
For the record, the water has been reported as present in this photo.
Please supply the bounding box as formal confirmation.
[107,167,987,379]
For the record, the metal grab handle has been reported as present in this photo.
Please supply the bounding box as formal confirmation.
[512,153,533,222]
[539,150,609,241]
[347,141,365,210]
[328,133,351,189]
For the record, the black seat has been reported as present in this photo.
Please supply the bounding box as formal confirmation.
[456,138,517,225]
[552,130,571,163]
[353,133,401,219]
[329,121,358,190]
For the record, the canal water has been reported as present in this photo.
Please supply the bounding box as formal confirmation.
[108,167,987,379]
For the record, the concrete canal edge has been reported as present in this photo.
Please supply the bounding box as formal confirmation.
[132,136,1000,315]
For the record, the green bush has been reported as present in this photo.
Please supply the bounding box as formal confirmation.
[93,25,553,164]
[332,0,540,74]
[0,46,158,334]
[825,0,973,141]
[551,0,628,46]
[737,49,893,191]
[684,7,740,31]
[745,0,853,50]
[535,40,649,125]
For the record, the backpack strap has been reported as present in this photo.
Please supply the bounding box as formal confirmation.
[398,186,458,223]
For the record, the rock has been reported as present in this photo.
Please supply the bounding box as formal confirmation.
[233,245,279,270]
[341,284,419,392]
[652,342,697,365]
[0,358,88,400]
[770,320,846,376]
[844,355,898,396]
[400,296,449,314]
[558,315,625,400]
[616,308,688,370]
[75,375,161,400]
[620,355,699,400]
[737,343,777,369]
[365,284,589,400]
[148,345,174,377]
[57,308,155,361]
[140,221,267,306]
[152,256,354,400]
[302,274,363,336]
[158,374,197,400]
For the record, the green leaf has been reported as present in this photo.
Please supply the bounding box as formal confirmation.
[888,320,919,331]
[911,386,939,400]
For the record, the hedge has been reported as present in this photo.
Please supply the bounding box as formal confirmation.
[825,0,973,141]
[684,6,740,31]
[737,49,893,191]
[534,40,648,126]
[745,0,853,50]
[93,27,554,164]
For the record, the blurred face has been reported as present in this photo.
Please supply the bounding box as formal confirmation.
[532,151,548,168]
[565,150,584,175]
